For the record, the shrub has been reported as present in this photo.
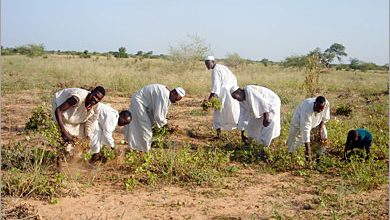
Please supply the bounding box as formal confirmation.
[335,104,353,116]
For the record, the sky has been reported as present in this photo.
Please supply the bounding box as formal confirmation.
[2,0,389,64]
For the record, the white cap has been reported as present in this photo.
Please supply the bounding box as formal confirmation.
[205,55,215,61]
[175,87,186,97]
[230,85,240,95]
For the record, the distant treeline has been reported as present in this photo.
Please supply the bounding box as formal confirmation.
[1,43,388,72]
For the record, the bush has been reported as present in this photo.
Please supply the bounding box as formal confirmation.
[169,34,210,72]
[335,104,353,116]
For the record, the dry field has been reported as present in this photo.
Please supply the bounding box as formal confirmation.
[1,55,388,219]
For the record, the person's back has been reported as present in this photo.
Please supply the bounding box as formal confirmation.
[213,64,238,89]
[291,98,329,128]
[97,103,118,130]
[52,88,96,124]
[356,128,372,142]
[133,84,170,110]
[245,85,281,109]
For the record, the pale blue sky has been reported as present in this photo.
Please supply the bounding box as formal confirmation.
[2,0,389,64]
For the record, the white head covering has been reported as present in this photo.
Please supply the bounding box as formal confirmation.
[230,85,240,95]
[175,87,186,97]
[205,55,215,61]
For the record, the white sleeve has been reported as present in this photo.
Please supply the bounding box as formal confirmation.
[153,96,169,128]
[85,106,100,138]
[211,69,222,96]
[238,103,249,130]
[101,111,118,148]
[322,101,330,123]
[300,109,312,143]
[247,89,269,119]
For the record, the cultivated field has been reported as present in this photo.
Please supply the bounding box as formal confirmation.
[1,55,388,219]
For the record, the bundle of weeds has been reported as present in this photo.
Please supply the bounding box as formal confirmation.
[201,97,222,111]
[123,145,232,190]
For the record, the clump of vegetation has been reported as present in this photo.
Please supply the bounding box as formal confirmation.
[25,103,54,131]
[336,104,353,116]
[152,125,169,148]
[201,97,222,111]
[303,54,323,97]
[2,141,66,200]
[101,146,116,161]
[3,103,66,200]
[123,145,232,190]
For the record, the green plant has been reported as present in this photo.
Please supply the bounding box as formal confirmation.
[335,104,353,116]
[101,146,115,161]
[201,97,222,111]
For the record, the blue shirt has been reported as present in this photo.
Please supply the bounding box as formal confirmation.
[356,128,372,142]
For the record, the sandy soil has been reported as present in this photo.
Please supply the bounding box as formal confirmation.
[2,92,388,219]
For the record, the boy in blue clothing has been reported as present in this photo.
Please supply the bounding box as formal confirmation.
[344,128,373,160]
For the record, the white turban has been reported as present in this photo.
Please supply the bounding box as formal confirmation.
[230,85,240,95]
[175,87,186,97]
[205,55,215,61]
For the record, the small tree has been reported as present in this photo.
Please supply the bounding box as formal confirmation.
[260,58,269,67]
[282,55,307,68]
[169,34,210,72]
[17,44,45,57]
[349,58,361,71]
[117,47,128,58]
[323,43,347,67]
[303,54,324,97]
[224,53,245,70]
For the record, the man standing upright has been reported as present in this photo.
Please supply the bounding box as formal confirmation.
[204,55,240,138]
[287,96,330,162]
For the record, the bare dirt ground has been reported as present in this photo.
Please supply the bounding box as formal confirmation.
[2,92,388,219]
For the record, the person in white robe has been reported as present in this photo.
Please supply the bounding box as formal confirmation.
[204,55,240,138]
[52,86,105,152]
[230,85,281,147]
[89,103,131,161]
[125,84,185,152]
[287,96,330,161]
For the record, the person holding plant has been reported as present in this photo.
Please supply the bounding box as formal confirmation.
[230,85,281,147]
[287,96,330,162]
[124,84,185,152]
[52,86,105,153]
[204,55,240,138]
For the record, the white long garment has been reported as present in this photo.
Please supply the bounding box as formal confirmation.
[90,103,118,154]
[210,64,240,130]
[287,98,330,152]
[52,88,100,138]
[125,84,171,152]
[238,85,281,147]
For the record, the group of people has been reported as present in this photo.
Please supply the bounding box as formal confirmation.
[52,55,373,163]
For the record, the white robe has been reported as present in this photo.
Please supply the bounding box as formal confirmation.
[125,84,171,152]
[287,98,330,152]
[52,88,100,138]
[238,85,281,147]
[210,64,240,130]
[90,103,118,154]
